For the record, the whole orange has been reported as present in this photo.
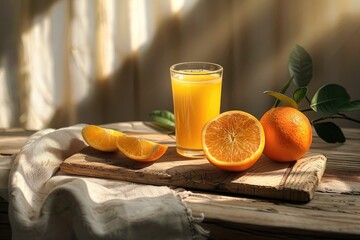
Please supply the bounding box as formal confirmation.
[260,107,312,162]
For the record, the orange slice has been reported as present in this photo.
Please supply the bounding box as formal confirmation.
[116,135,168,162]
[82,125,124,152]
[202,110,265,171]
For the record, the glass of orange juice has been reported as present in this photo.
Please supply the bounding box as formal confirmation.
[170,62,223,158]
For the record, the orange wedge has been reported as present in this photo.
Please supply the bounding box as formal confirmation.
[116,135,168,162]
[202,110,265,172]
[82,125,124,152]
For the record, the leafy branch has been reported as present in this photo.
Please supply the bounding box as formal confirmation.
[149,110,175,131]
[264,44,360,143]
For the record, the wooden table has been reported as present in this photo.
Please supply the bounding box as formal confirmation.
[0,127,359,239]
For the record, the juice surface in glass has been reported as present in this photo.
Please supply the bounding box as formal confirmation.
[171,68,222,157]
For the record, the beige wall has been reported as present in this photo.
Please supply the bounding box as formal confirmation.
[0,0,359,129]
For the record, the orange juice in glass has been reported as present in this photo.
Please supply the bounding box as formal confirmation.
[170,62,223,158]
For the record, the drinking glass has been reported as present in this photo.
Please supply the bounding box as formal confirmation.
[170,62,223,158]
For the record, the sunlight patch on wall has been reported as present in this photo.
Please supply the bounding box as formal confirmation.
[346,0,360,14]
[129,0,148,52]
[70,0,93,105]
[299,0,360,49]
[0,62,11,128]
[97,0,117,79]
[22,13,56,129]
[171,0,185,13]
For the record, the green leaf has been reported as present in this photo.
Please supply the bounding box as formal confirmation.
[288,45,313,87]
[313,121,345,143]
[264,91,298,109]
[310,84,351,116]
[338,100,360,112]
[293,87,308,104]
[274,77,293,107]
[149,110,175,131]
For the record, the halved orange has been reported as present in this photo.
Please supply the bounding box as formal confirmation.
[202,110,265,172]
[116,135,168,162]
[82,125,124,152]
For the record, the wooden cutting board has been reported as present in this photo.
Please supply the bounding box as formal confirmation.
[60,132,327,202]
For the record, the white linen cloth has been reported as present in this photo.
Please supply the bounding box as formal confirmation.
[5,122,207,239]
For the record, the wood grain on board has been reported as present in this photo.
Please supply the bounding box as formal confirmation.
[60,132,326,202]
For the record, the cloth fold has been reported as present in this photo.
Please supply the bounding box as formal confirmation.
[8,123,206,239]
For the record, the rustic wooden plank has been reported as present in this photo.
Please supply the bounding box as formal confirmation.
[60,131,326,201]
[183,191,360,238]
[281,152,327,201]
[0,197,11,240]
[0,129,35,155]
[312,128,360,195]
[197,218,360,240]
